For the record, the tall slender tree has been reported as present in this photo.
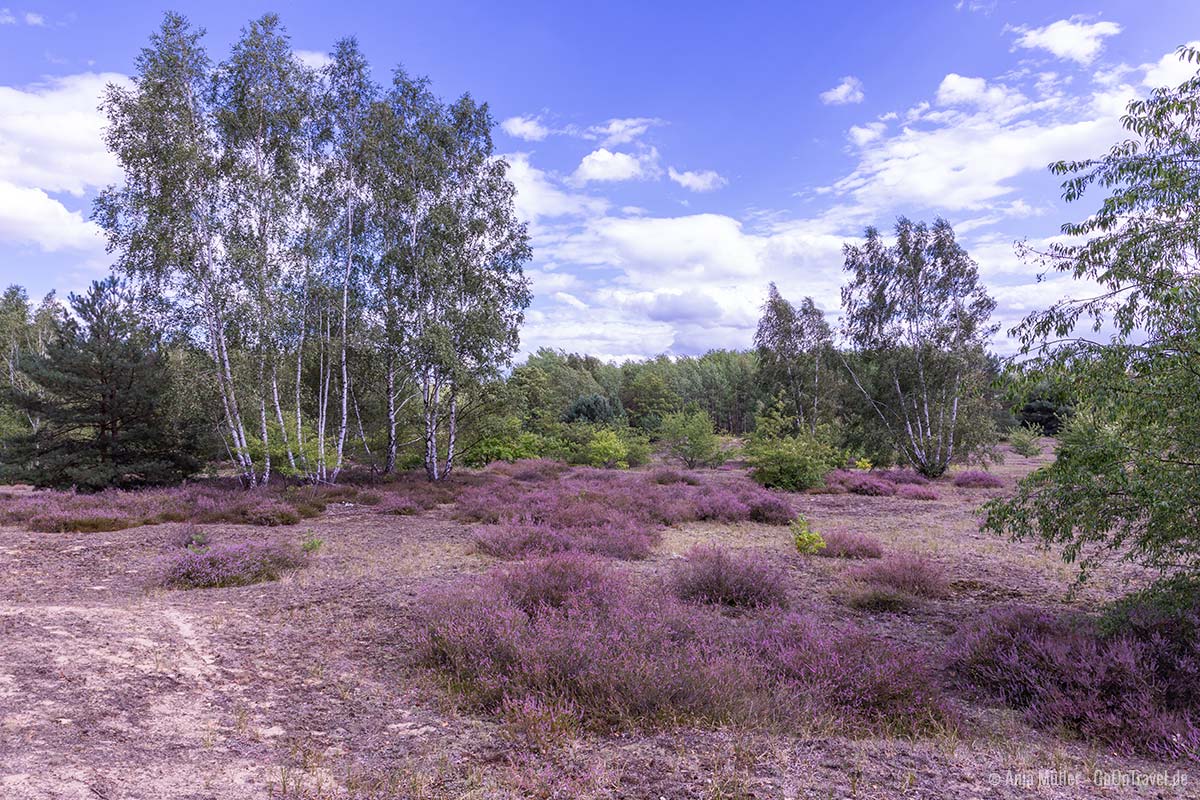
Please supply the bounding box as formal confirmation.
[840,217,998,476]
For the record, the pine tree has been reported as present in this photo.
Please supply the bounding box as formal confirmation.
[2,278,202,491]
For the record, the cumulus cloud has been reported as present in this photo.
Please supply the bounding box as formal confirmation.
[0,72,126,253]
[0,8,15,24]
[820,76,865,105]
[23,10,42,25]
[501,114,551,141]
[667,166,727,192]
[570,147,659,185]
[0,181,105,251]
[584,117,662,147]
[504,152,608,222]
[1009,17,1122,65]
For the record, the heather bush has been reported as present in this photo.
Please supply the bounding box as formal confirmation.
[669,545,788,608]
[872,468,930,485]
[896,484,939,501]
[750,613,951,735]
[173,524,209,550]
[848,554,948,598]
[416,580,757,730]
[647,468,701,486]
[499,552,624,614]
[949,605,1200,759]
[457,465,791,561]
[161,540,304,589]
[952,470,1004,488]
[418,563,954,737]
[825,470,898,496]
[817,530,883,559]
[845,584,915,613]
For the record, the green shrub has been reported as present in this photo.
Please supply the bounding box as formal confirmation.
[619,430,652,467]
[468,431,544,466]
[1009,424,1044,457]
[790,514,826,554]
[659,410,725,469]
[745,435,841,491]
[585,429,628,469]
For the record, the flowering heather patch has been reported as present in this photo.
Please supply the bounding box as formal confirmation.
[647,468,701,486]
[896,484,939,501]
[669,545,788,609]
[872,468,930,486]
[750,613,952,735]
[949,605,1200,759]
[845,584,916,613]
[952,470,1004,488]
[817,531,883,560]
[848,554,949,598]
[455,466,792,560]
[416,579,757,730]
[416,563,953,736]
[160,540,305,589]
[0,483,324,532]
[499,552,625,614]
[824,470,897,497]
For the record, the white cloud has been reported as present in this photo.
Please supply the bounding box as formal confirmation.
[295,49,332,70]
[667,166,727,192]
[570,147,659,185]
[0,181,105,251]
[848,121,887,147]
[0,8,15,24]
[0,71,127,254]
[503,152,608,222]
[553,291,588,310]
[820,76,865,105]
[585,117,662,147]
[22,10,42,25]
[935,74,1026,112]
[1142,41,1200,88]
[1009,17,1122,65]
[501,114,551,141]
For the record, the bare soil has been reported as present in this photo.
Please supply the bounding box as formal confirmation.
[1,444,1194,799]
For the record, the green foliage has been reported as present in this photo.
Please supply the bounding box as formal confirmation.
[984,46,1200,587]
[1,278,203,491]
[301,533,324,554]
[840,218,1000,477]
[619,368,680,431]
[468,430,544,467]
[854,457,873,471]
[584,428,628,469]
[658,409,724,469]
[754,284,835,435]
[562,393,616,425]
[745,433,841,491]
[1009,424,1043,458]
[790,514,826,554]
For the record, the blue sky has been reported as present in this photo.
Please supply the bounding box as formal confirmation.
[2,1,1199,359]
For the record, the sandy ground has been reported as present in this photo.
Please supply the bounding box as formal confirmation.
[1,443,1195,799]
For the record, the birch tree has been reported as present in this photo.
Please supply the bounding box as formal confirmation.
[754,284,833,435]
[840,217,998,477]
[213,13,310,485]
[96,13,264,486]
